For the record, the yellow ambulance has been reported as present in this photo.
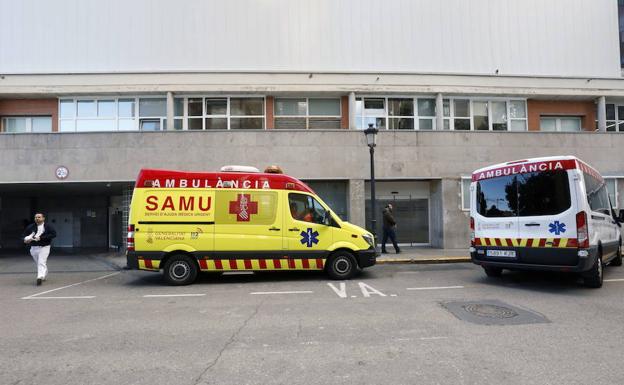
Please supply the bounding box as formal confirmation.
[126,166,377,285]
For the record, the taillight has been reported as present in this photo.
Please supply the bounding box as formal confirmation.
[576,212,589,249]
[127,224,135,251]
[470,217,475,246]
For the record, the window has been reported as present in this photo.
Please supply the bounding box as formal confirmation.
[540,117,582,132]
[476,170,571,218]
[473,101,489,131]
[509,101,527,131]
[174,97,265,130]
[288,193,327,225]
[274,98,341,129]
[584,173,611,214]
[1,116,52,133]
[60,98,143,132]
[388,98,414,130]
[605,178,618,209]
[453,99,471,131]
[600,104,624,132]
[461,177,471,211]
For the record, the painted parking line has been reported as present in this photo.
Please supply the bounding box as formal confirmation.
[406,285,465,291]
[604,278,624,282]
[143,294,206,298]
[21,271,120,300]
[250,291,314,295]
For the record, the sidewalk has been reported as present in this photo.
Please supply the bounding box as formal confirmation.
[96,247,471,270]
[375,247,471,264]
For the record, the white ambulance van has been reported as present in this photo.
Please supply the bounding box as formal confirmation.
[470,156,622,288]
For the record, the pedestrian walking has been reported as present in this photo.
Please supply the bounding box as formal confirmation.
[381,204,400,254]
[22,213,57,286]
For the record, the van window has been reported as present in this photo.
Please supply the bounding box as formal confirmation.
[216,190,278,224]
[584,173,611,214]
[476,176,516,217]
[476,170,571,218]
[517,171,571,216]
[289,193,327,225]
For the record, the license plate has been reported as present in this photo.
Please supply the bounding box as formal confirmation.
[486,250,516,258]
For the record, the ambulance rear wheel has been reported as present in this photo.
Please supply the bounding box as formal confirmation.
[583,253,603,288]
[483,266,503,277]
[163,255,198,286]
[326,251,357,280]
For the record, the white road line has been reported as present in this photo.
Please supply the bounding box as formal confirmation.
[22,271,120,300]
[143,294,206,298]
[604,278,624,282]
[406,285,464,291]
[24,296,96,300]
[250,291,314,295]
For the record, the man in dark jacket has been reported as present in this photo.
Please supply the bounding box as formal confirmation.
[381,204,400,254]
[22,213,57,286]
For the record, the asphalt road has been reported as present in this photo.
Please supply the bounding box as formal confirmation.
[1,256,624,385]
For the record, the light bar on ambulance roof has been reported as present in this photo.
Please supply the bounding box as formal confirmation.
[220,165,260,173]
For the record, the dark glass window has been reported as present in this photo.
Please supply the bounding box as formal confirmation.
[517,171,571,216]
[477,170,571,218]
[620,0,624,67]
[584,173,611,214]
[288,193,327,225]
[476,176,517,217]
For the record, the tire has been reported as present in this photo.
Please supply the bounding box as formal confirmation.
[326,251,358,280]
[611,242,622,267]
[483,266,503,278]
[163,254,198,286]
[583,252,603,288]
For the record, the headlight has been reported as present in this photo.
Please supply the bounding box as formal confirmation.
[362,233,375,248]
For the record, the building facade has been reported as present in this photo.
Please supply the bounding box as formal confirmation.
[1,0,624,250]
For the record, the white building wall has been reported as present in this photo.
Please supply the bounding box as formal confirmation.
[0,0,619,77]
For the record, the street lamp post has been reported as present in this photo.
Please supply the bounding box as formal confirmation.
[364,123,379,239]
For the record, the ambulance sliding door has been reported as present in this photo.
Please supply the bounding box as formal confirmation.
[213,190,283,255]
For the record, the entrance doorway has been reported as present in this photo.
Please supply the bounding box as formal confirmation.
[47,212,73,247]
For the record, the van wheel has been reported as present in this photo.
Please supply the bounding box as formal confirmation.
[583,253,603,288]
[163,255,198,286]
[326,251,358,280]
[611,243,622,266]
[483,266,503,277]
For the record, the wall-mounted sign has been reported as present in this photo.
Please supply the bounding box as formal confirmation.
[55,166,69,180]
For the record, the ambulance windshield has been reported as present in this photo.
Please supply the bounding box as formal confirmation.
[476,170,571,217]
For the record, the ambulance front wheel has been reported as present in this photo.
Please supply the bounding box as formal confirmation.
[163,254,198,286]
[326,251,358,280]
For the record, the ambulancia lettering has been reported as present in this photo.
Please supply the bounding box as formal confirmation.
[473,160,568,181]
[150,178,271,189]
[145,195,212,211]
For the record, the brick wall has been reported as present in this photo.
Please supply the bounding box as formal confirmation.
[527,99,596,131]
[0,99,59,132]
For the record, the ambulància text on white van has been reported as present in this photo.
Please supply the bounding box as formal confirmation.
[470,156,622,288]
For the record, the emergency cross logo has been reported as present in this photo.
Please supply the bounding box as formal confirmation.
[300,228,319,248]
[229,194,258,222]
[548,221,566,235]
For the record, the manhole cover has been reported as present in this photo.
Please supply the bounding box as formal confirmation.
[462,304,518,319]
[441,300,549,325]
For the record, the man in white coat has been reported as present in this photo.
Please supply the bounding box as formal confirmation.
[23,213,57,286]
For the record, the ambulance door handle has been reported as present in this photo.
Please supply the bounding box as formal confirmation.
[269,227,281,231]
[289,227,300,232]
[524,223,540,227]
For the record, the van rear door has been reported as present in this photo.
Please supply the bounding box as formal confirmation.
[473,175,519,250]
[516,169,577,250]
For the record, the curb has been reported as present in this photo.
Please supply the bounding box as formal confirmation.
[376,256,471,264]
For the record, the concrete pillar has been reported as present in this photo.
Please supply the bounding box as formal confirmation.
[435,93,443,130]
[597,96,606,132]
[166,92,174,131]
[348,179,365,228]
[348,92,357,130]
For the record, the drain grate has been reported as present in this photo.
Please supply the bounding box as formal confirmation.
[462,304,518,319]
[442,300,549,325]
